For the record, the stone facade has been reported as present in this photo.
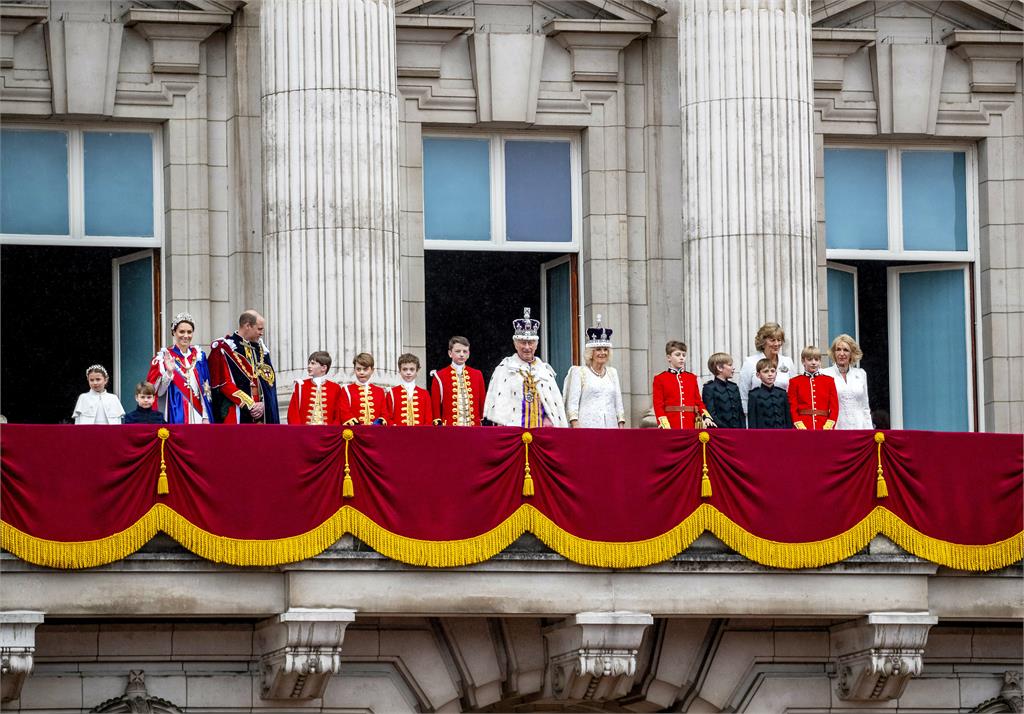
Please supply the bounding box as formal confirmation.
[0,0,1021,710]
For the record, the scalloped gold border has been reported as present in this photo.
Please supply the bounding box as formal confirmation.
[3,505,1020,571]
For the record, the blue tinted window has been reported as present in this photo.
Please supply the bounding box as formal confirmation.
[824,149,888,250]
[84,132,154,237]
[901,151,967,251]
[899,269,968,431]
[505,140,572,243]
[117,255,154,412]
[544,261,572,385]
[423,138,491,241]
[0,129,70,235]
[827,268,857,345]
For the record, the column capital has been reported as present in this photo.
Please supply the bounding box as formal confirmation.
[543,611,653,703]
[831,611,938,702]
[255,608,357,700]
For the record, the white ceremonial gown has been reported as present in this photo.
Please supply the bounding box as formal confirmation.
[562,365,624,428]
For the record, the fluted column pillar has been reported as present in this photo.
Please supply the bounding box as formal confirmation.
[679,0,816,376]
[261,0,402,387]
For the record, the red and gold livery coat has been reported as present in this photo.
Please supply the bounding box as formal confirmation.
[341,382,388,425]
[287,378,345,425]
[386,385,433,426]
[788,373,839,430]
[430,365,485,426]
[652,370,711,429]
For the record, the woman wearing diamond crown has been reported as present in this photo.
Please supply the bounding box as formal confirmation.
[562,315,626,428]
[146,312,215,424]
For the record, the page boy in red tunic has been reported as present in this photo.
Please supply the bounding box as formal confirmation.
[652,340,715,429]
[430,335,485,426]
[788,346,839,430]
[387,353,433,426]
[341,352,388,426]
[287,350,345,425]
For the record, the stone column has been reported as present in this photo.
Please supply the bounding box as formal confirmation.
[679,0,816,376]
[261,0,402,387]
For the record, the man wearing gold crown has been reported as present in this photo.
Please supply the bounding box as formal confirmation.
[209,309,280,424]
[483,308,568,428]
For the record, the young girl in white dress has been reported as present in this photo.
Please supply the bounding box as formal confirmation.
[72,365,126,424]
[563,315,626,429]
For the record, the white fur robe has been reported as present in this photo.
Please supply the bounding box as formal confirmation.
[483,355,568,428]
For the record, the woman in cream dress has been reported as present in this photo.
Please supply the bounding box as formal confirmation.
[563,316,626,428]
[821,333,874,430]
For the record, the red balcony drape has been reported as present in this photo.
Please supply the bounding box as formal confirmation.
[1,425,1020,570]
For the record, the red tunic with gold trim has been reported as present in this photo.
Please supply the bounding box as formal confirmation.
[652,369,710,429]
[788,373,839,430]
[287,378,345,425]
[341,382,388,425]
[386,384,433,426]
[430,365,485,426]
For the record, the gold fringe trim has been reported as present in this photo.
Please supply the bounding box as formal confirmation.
[2,505,1021,571]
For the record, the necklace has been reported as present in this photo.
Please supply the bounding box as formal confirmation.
[588,365,606,378]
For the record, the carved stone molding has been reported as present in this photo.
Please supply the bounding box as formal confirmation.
[90,670,183,714]
[543,611,653,703]
[870,42,946,134]
[0,4,47,69]
[831,611,937,702]
[469,31,546,123]
[810,28,876,91]
[122,8,231,74]
[944,30,1024,93]
[0,611,44,704]
[45,13,124,115]
[544,19,651,82]
[255,608,356,700]
[971,671,1023,713]
[395,14,473,78]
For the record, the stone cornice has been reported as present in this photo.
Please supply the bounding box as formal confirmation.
[811,27,877,91]
[544,19,652,82]
[395,14,474,78]
[944,29,1023,93]
[0,4,47,69]
[121,8,232,74]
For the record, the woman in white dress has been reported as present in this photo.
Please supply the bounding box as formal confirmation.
[563,315,626,428]
[821,333,873,430]
[737,322,797,415]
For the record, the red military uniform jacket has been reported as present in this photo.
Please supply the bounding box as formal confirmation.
[387,384,433,426]
[788,373,839,430]
[287,378,345,425]
[341,382,388,425]
[430,365,485,426]
[653,369,710,429]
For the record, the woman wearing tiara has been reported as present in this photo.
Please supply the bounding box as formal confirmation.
[146,312,215,424]
[562,315,626,428]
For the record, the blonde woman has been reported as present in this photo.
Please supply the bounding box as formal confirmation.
[563,316,626,428]
[737,322,796,415]
[821,333,873,430]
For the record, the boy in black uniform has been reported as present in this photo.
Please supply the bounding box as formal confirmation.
[746,359,792,429]
[124,382,167,425]
[701,352,745,428]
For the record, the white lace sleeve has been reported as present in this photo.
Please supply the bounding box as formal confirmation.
[563,366,582,422]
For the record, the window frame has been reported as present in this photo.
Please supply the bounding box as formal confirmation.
[823,142,977,263]
[886,262,975,431]
[825,261,860,346]
[421,130,581,252]
[0,122,163,248]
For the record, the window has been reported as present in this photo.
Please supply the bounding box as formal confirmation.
[422,133,579,251]
[824,145,972,259]
[1,125,160,247]
[824,143,979,431]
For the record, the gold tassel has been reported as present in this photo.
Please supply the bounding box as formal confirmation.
[157,427,170,495]
[874,432,888,498]
[342,428,354,498]
[699,431,712,498]
[522,432,534,497]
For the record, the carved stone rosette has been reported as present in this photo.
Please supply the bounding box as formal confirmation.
[831,611,938,701]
